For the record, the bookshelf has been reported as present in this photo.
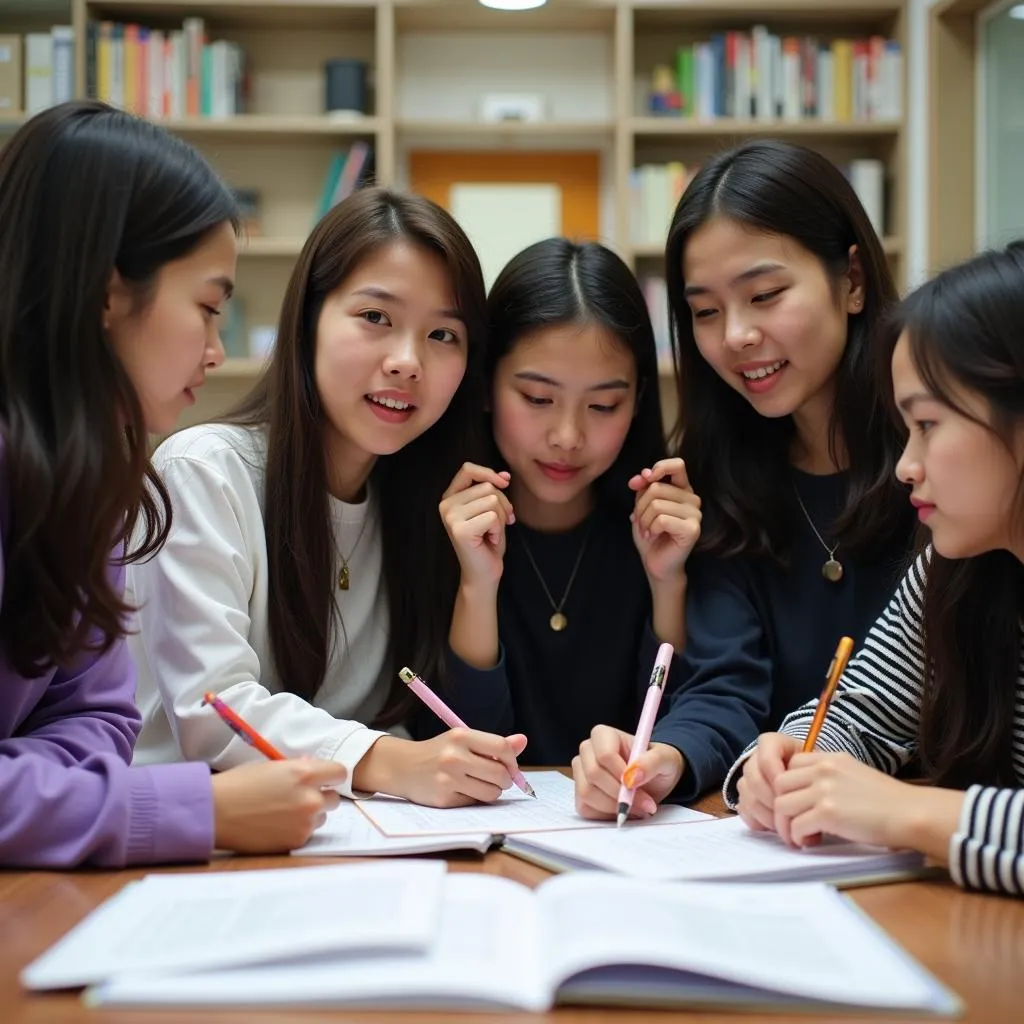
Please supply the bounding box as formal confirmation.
[0,0,909,426]
[928,0,988,276]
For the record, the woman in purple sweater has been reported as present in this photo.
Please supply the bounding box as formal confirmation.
[0,101,345,868]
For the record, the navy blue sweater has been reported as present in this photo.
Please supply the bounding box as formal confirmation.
[444,504,683,765]
[649,469,912,802]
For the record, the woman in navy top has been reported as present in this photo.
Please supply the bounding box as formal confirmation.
[574,140,915,817]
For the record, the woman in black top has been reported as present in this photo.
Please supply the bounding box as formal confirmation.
[574,140,915,817]
[439,238,701,765]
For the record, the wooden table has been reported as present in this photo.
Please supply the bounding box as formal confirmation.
[3,793,1024,1023]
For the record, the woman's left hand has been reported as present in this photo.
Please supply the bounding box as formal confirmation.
[772,752,924,851]
[630,458,701,584]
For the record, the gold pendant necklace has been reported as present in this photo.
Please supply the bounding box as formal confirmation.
[337,515,369,591]
[794,488,843,583]
[518,524,592,631]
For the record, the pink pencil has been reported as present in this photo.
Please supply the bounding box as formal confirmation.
[398,667,537,798]
[616,642,674,827]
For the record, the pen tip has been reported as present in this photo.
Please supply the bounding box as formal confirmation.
[616,802,629,829]
[398,667,415,684]
[616,814,626,829]
[528,786,537,798]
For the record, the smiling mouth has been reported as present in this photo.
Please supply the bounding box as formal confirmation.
[740,360,788,380]
[365,394,415,412]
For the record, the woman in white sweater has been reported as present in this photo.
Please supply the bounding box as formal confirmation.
[732,241,1024,897]
[128,188,527,807]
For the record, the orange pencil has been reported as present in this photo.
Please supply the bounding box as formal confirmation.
[802,636,855,753]
[201,692,286,761]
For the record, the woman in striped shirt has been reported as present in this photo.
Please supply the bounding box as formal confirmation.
[732,241,1024,897]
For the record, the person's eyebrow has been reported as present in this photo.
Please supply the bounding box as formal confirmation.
[683,262,787,298]
[897,391,936,413]
[513,371,631,391]
[352,286,463,321]
[208,275,234,299]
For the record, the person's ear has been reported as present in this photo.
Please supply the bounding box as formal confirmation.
[104,269,134,332]
[845,244,866,314]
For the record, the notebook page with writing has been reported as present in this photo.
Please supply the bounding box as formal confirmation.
[294,800,493,857]
[504,814,924,885]
[86,874,550,1012]
[537,875,958,1014]
[357,770,711,837]
[22,860,446,991]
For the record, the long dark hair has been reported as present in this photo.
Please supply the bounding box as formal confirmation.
[226,188,487,724]
[666,140,910,563]
[881,241,1024,789]
[486,238,666,514]
[0,100,238,677]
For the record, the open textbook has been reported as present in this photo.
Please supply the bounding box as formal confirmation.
[503,814,929,888]
[354,769,711,838]
[21,860,446,991]
[86,872,960,1015]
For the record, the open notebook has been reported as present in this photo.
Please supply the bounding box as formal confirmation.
[294,799,494,858]
[353,769,711,839]
[86,872,960,1015]
[502,814,929,888]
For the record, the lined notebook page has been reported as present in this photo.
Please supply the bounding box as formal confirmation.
[357,771,711,837]
[295,800,492,857]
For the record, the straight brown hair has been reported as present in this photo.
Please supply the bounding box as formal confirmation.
[0,101,237,677]
[225,188,487,725]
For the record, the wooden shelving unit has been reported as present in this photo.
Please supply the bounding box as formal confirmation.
[1,0,909,426]
[928,0,988,275]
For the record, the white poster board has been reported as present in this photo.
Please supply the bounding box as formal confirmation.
[450,182,562,289]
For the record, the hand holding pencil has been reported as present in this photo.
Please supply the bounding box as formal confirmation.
[399,667,536,799]
[735,636,854,837]
[199,691,348,854]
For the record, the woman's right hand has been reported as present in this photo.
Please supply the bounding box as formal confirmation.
[439,463,514,588]
[355,730,529,808]
[572,725,684,819]
[735,732,804,833]
[210,759,347,854]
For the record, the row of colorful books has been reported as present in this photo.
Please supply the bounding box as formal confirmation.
[649,30,902,123]
[85,18,245,119]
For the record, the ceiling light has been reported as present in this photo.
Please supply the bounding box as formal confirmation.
[1009,4,1024,19]
[479,0,547,9]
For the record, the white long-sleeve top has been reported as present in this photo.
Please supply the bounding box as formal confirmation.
[127,423,394,798]
[724,550,1024,897]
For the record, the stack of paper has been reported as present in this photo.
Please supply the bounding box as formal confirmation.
[502,814,928,887]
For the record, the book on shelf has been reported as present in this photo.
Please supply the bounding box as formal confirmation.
[0,35,21,113]
[86,17,247,119]
[314,141,375,225]
[11,27,75,116]
[648,27,902,123]
[630,157,887,246]
[82,872,960,1016]
[641,275,671,371]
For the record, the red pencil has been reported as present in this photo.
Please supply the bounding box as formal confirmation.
[201,692,286,761]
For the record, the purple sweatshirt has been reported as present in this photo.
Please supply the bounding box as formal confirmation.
[0,449,215,868]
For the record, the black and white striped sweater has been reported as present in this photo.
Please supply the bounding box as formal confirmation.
[725,550,1024,897]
